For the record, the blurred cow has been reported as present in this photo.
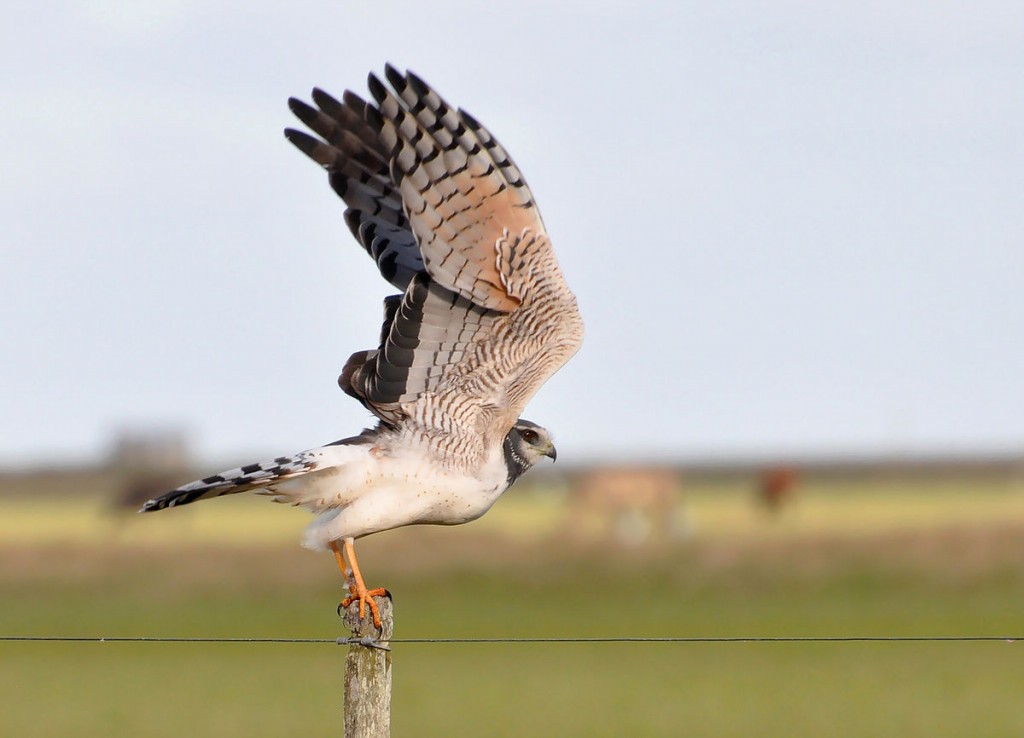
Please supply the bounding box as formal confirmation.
[756,467,799,516]
[565,466,687,545]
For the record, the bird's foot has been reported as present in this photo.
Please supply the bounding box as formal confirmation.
[340,586,388,629]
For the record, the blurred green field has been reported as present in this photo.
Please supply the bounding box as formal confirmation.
[2,476,1024,737]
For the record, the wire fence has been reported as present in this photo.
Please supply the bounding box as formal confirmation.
[2,634,1020,645]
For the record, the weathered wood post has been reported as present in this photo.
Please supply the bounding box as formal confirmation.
[342,594,393,738]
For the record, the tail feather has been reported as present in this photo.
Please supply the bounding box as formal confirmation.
[139,454,317,512]
[139,432,382,514]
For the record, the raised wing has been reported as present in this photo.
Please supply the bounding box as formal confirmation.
[287,66,583,452]
[365,67,542,311]
[286,89,423,290]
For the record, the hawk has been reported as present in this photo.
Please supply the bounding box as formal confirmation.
[141,66,584,628]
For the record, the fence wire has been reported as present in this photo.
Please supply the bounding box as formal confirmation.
[1,635,1020,645]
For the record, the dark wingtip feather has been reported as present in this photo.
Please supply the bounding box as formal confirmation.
[283,127,310,148]
[287,97,321,129]
[383,63,406,92]
[310,87,342,111]
[407,70,430,96]
[364,101,384,133]
[283,128,330,167]
[342,90,368,110]
[367,72,388,104]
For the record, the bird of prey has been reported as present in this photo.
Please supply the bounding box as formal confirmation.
[141,66,584,628]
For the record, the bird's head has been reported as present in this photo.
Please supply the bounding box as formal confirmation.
[503,419,557,484]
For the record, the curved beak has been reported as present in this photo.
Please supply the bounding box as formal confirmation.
[544,443,558,462]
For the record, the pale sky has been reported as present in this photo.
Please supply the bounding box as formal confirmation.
[3,1,1022,467]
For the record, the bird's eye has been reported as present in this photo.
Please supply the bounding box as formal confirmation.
[521,429,539,444]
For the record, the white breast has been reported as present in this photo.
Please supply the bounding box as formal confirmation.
[296,444,511,550]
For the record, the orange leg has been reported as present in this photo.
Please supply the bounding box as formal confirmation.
[328,541,356,591]
[333,537,386,629]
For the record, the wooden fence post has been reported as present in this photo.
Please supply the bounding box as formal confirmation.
[342,594,393,738]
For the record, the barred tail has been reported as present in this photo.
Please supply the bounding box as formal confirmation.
[139,453,318,512]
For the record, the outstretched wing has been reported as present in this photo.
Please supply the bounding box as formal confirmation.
[286,89,423,290]
[286,66,583,454]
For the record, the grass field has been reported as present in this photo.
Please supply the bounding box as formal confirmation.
[2,475,1023,737]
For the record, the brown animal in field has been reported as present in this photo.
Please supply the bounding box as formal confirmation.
[565,466,686,545]
[757,467,799,515]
